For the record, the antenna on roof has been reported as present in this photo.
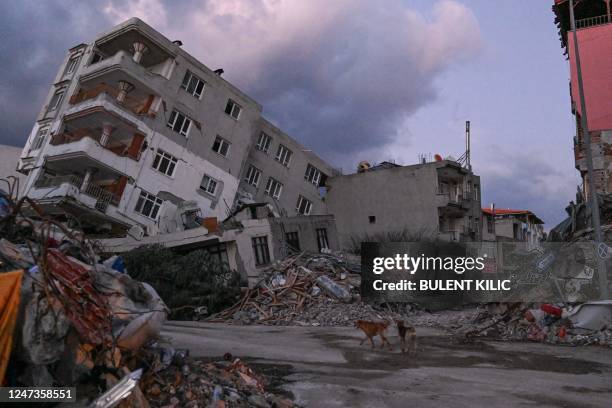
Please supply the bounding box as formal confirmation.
[466,120,471,170]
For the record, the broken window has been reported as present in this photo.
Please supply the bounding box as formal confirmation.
[244,164,261,187]
[48,88,66,112]
[369,215,376,224]
[167,109,192,137]
[304,164,322,186]
[224,99,242,120]
[181,70,205,99]
[200,174,219,195]
[264,177,283,200]
[152,149,178,177]
[256,132,272,153]
[252,236,271,266]
[212,136,231,157]
[285,231,300,252]
[296,195,312,215]
[275,144,292,167]
[134,190,163,220]
[316,228,329,252]
[30,127,48,151]
[90,51,104,64]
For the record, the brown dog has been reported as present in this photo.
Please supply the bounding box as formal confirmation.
[355,320,392,350]
[396,320,417,355]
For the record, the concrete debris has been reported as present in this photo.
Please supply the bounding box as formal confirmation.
[0,187,294,406]
[463,302,612,347]
[139,350,296,408]
[211,252,374,325]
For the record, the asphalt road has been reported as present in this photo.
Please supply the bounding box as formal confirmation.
[163,321,612,408]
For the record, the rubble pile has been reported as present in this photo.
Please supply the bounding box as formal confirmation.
[0,186,293,407]
[140,351,294,408]
[212,252,394,326]
[463,302,612,347]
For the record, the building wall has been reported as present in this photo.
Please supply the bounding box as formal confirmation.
[269,215,339,258]
[325,160,482,249]
[238,118,336,216]
[569,23,612,132]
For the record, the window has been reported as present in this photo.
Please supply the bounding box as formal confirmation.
[205,243,229,266]
[304,164,321,186]
[181,70,205,99]
[244,164,261,187]
[264,177,283,200]
[48,88,65,112]
[316,228,329,252]
[200,174,219,195]
[369,215,376,224]
[167,109,192,136]
[152,149,178,176]
[64,56,80,76]
[212,136,231,157]
[275,144,292,167]
[134,191,163,220]
[30,127,48,151]
[285,231,300,252]
[256,132,272,153]
[224,99,242,119]
[252,236,271,266]
[296,195,312,215]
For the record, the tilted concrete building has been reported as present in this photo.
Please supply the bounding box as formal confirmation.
[16,18,335,239]
[325,160,482,249]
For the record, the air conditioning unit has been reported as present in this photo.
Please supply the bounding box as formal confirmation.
[127,225,145,240]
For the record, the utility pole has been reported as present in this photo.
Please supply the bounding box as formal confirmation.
[569,0,609,298]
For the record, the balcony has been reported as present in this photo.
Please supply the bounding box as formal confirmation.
[50,127,142,161]
[69,82,156,119]
[32,172,125,212]
[576,14,612,30]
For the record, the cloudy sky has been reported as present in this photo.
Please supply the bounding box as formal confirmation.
[0,0,578,227]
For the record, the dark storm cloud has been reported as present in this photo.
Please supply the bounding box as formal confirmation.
[1,0,481,167]
[0,1,112,146]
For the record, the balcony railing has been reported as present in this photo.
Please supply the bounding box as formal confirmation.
[50,129,140,161]
[34,174,83,189]
[33,173,118,212]
[576,14,611,29]
[69,83,155,117]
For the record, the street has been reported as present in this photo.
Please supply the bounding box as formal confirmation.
[163,322,612,408]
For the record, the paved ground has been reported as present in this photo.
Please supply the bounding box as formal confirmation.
[163,321,612,408]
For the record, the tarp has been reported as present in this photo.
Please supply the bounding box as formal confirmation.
[0,270,23,384]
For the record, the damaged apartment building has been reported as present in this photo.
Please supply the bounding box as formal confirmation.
[15,18,337,285]
[554,0,612,197]
[325,156,483,249]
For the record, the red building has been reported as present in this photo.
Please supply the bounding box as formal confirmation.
[553,0,612,196]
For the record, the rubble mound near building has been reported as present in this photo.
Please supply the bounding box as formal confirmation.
[0,188,295,407]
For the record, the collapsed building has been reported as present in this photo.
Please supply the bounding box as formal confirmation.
[14,18,340,284]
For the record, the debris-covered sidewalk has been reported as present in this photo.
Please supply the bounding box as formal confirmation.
[0,185,295,407]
